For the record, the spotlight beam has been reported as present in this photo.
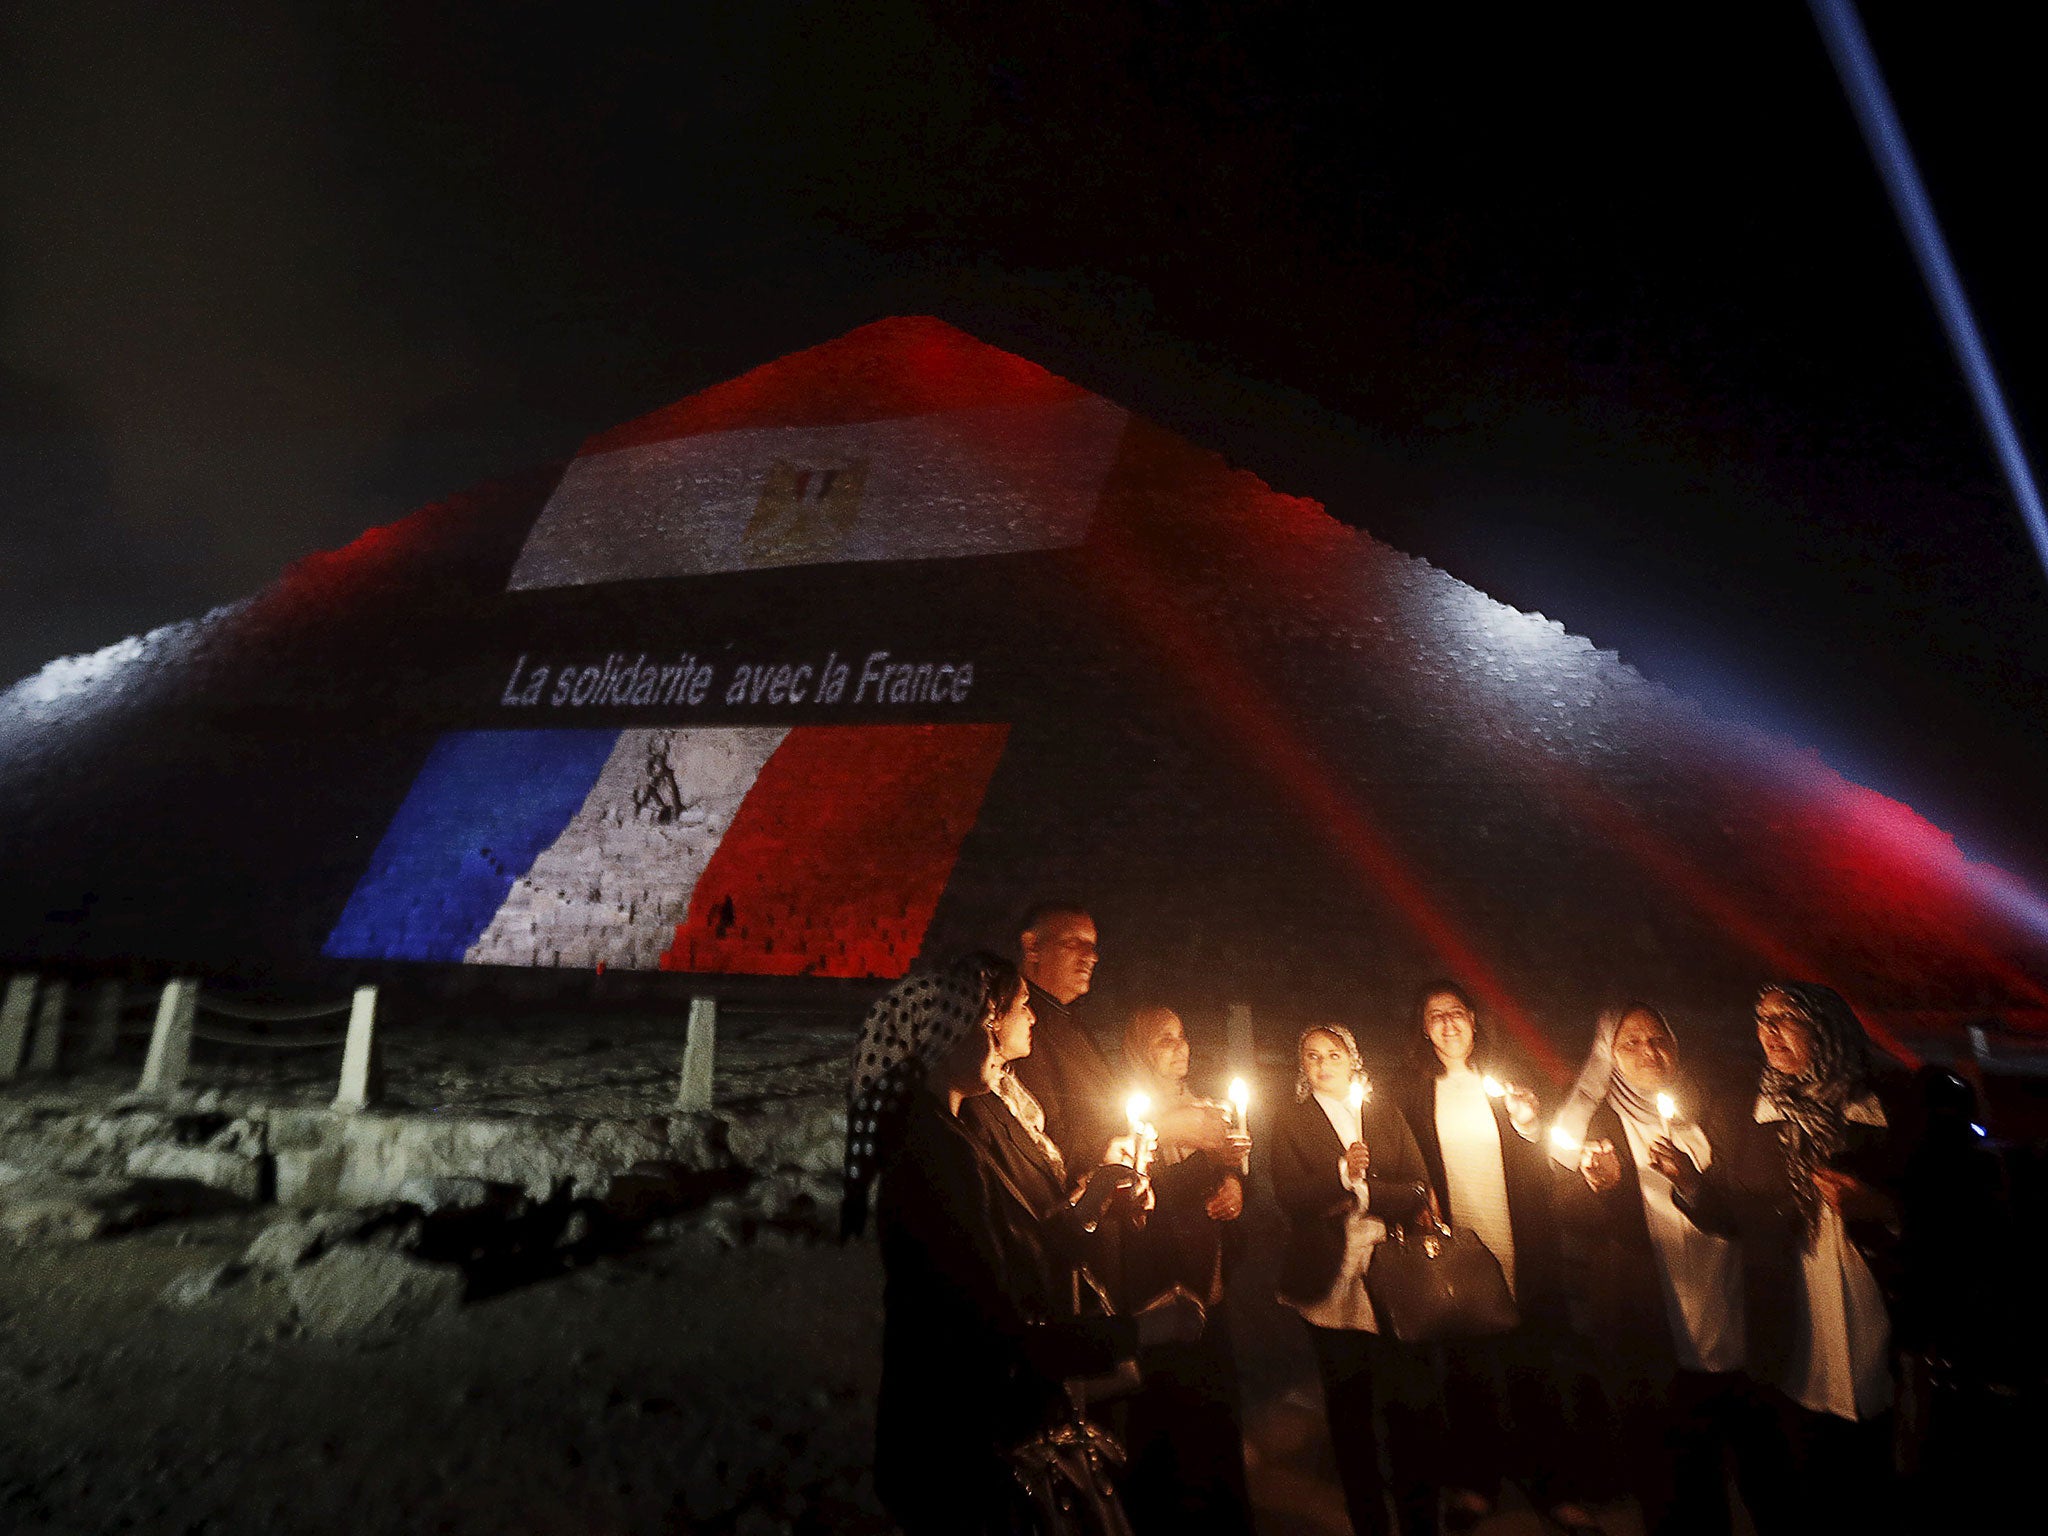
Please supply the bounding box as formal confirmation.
[1808,0,2048,587]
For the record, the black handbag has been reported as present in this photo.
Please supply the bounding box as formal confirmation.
[1005,1415,1136,1536]
[1364,1214,1519,1342]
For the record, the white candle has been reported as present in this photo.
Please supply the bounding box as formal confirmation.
[1228,1077,1251,1174]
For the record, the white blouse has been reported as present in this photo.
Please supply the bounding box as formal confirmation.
[1759,1092,1894,1420]
[1436,1068,1517,1294]
[1615,1111,1744,1372]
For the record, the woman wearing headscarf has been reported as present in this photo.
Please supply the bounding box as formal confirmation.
[1116,1005,1255,1536]
[1271,1023,1437,1536]
[1551,1003,1787,1535]
[1391,982,1591,1533]
[843,952,1204,1536]
[1658,982,1914,1535]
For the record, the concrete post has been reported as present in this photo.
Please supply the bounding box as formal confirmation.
[0,974,38,1082]
[1224,1002,1255,1071]
[677,995,717,1111]
[86,979,124,1061]
[26,978,68,1075]
[138,978,199,1096]
[334,985,380,1112]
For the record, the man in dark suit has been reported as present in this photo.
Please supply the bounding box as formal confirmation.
[1009,901,1121,1172]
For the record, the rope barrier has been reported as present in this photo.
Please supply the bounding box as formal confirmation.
[190,1028,350,1056]
[196,995,354,1023]
[191,1021,350,1048]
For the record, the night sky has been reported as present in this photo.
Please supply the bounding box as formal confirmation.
[3,3,2042,883]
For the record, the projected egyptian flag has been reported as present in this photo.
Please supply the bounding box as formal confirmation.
[505,395,1128,590]
[323,723,1009,976]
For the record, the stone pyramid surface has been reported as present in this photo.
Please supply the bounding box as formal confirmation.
[4,316,2043,1067]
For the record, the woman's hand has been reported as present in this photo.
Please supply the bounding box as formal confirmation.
[1155,1101,1234,1155]
[1579,1138,1622,1193]
[1205,1173,1245,1222]
[1649,1136,1702,1199]
[1344,1142,1371,1182]
[1070,1163,1139,1227]
[1815,1167,1897,1225]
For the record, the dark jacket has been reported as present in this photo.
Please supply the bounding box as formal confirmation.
[1673,1069,1916,1388]
[876,1090,1135,1532]
[1394,1070,1567,1329]
[1550,1101,1687,1382]
[1008,984,1122,1173]
[1270,1088,1431,1311]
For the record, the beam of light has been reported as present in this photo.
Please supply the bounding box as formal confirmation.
[1808,0,2048,585]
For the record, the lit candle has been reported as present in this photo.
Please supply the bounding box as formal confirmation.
[1482,1074,1506,1099]
[1346,1078,1365,1138]
[1228,1077,1251,1174]
[1549,1124,1581,1154]
[1656,1092,1677,1137]
[1126,1091,1152,1141]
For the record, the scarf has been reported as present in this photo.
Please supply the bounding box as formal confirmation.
[1552,1004,1694,1163]
[995,1067,1067,1186]
[1294,1023,1364,1103]
[1757,981,1874,1245]
[840,960,990,1237]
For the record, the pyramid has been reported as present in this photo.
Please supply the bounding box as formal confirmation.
[5,317,2044,1072]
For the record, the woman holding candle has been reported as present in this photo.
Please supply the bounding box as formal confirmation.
[1551,1003,1787,1535]
[1272,1023,1437,1536]
[844,953,1204,1535]
[1658,983,1915,1536]
[1393,982,1592,1533]
[1118,1005,1256,1536]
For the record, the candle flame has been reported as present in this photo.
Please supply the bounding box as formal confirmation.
[1482,1075,1505,1098]
[1126,1091,1152,1130]
[1347,1079,1365,1110]
[1550,1124,1581,1153]
[1228,1078,1250,1112]
[1656,1092,1677,1123]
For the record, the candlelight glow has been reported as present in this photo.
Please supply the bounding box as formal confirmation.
[1550,1124,1581,1153]
[1656,1092,1677,1125]
[1126,1091,1152,1134]
[1482,1075,1505,1098]
[1229,1078,1250,1119]
[1347,1079,1365,1111]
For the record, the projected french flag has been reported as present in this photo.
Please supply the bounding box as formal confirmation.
[323,723,1009,977]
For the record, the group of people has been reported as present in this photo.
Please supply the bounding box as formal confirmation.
[841,900,1959,1536]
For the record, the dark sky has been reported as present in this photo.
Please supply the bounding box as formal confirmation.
[3,3,2043,881]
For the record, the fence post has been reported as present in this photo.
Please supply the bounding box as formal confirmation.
[86,979,124,1062]
[0,974,38,1081]
[1224,1002,1255,1072]
[26,978,68,1075]
[677,995,717,1111]
[334,986,380,1112]
[138,978,199,1096]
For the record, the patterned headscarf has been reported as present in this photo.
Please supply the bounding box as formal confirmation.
[840,955,1009,1237]
[1756,981,1875,1243]
[1294,1023,1365,1103]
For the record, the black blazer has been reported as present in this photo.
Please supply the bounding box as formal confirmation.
[1269,1089,1430,1310]
[1394,1070,1567,1329]
[1550,1100,1686,1383]
[1674,1069,1916,1388]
